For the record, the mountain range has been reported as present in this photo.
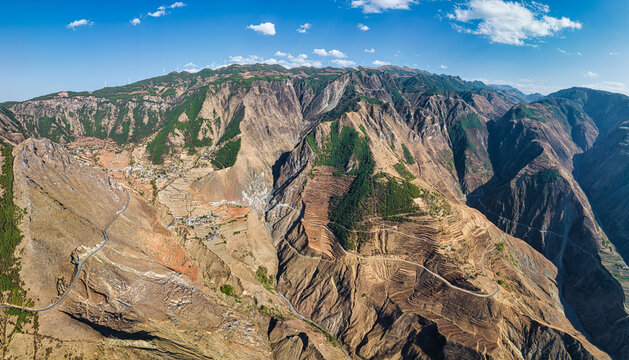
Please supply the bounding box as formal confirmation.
[0,65,628,359]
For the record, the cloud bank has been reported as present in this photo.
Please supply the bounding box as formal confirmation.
[352,0,416,14]
[313,49,347,58]
[331,59,356,67]
[448,0,581,46]
[227,53,322,68]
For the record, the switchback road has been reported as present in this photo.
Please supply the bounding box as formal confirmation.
[0,190,129,313]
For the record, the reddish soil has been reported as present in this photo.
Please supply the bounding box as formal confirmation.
[302,166,354,257]
[213,204,250,223]
[97,150,129,171]
[143,230,199,281]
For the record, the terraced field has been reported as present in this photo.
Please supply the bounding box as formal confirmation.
[302,166,354,257]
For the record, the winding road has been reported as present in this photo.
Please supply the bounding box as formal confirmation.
[470,194,629,313]
[267,199,498,358]
[273,202,499,298]
[0,190,130,313]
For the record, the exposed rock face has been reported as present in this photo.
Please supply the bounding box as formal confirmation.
[471,91,629,359]
[1,67,628,359]
[10,139,272,359]
[556,89,629,264]
[0,107,26,144]
[404,92,492,194]
[579,121,629,259]
[266,123,605,359]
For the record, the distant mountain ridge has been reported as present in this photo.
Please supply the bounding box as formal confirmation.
[0,65,522,159]
[488,84,543,103]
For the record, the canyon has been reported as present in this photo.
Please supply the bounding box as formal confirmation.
[0,65,627,359]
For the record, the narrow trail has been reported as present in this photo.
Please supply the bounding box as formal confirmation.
[470,195,600,263]
[276,291,352,360]
[469,195,566,238]
[273,202,499,298]
[327,217,436,245]
[165,181,352,356]
[164,179,497,359]
[0,191,130,313]
[267,199,497,359]
[469,194,629,313]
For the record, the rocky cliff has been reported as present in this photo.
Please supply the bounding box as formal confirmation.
[470,90,629,358]
[0,66,627,359]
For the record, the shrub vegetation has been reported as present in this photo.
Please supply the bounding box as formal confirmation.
[218,107,244,144]
[401,144,415,165]
[255,266,275,290]
[0,144,36,334]
[322,85,360,122]
[211,139,241,170]
[535,168,560,184]
[393,162,415,181]
[220,284,236,297]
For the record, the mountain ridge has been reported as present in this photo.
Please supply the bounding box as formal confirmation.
[0,65,628,359]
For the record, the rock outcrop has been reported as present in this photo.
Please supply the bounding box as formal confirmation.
[470,91,629,359]
[1,67,628,359]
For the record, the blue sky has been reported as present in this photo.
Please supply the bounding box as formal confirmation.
[1,0,628,101]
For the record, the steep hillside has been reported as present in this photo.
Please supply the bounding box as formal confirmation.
[551,88,629,263]
[470,94,629,359]
[1,138,351,359]
[1,67,628,359]
[267,119,605,359]
[579,121,629,260]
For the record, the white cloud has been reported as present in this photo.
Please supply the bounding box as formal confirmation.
[297,23,311,33]
[351,0,417,14]
[181,62,209,73]
[583,81,628,95]
[372,60,390,66]
[331,59,357,67]
[530,2,550,13]
[609,51,619,56]
[130,18,141,26]
[183,68,205,73]
[148,6,167,17]
[313,49,347,58]
[246,22,276,36]
[440,64,448,69]
[365,48,376,53]
[358,23,370,31]
[170,2,186,8]
[274,51,288,57]
[557,48,581,56]
[66,19,93,30]
[329,49,347,58]
[228,53,322,68]
[229,56,257,64]
[448,0,582,46]
[584,71,598,78]
[146,2,185,19]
